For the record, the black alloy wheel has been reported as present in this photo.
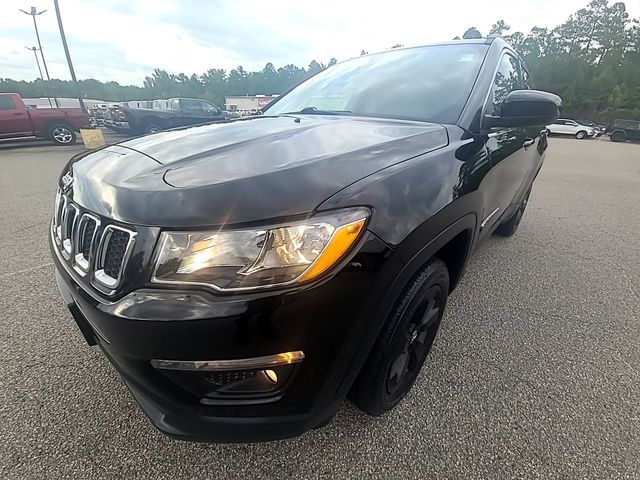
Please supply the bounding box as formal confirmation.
[351,258,449,415]
[385,283,444,397]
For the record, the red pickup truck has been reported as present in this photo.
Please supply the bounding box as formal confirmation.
[0,93,88,146]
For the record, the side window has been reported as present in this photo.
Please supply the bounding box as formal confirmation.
[0,95,16,110]
[489,54,521,115]
[200,102,218,114]
[181,99,204,113]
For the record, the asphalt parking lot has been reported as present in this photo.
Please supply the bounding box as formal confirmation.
[0,136,638,479]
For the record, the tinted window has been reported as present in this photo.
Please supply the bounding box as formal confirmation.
[181,99,204,113]
[200,102,219,114]
[0,95,16,110]
[489,54,521,115]
[614,120,640,130]
[266,44,488,124]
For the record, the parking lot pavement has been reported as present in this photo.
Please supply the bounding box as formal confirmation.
[0,137,638,479]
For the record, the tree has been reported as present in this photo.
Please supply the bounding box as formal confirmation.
[489,20,511,36]
[307,60,324,75]
[462,27,482,39]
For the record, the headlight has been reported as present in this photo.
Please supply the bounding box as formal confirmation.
[151,208,369,291]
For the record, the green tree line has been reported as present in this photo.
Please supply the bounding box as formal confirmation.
[1,0,638,121]
[0,60,334,108]
[462,0,640,122]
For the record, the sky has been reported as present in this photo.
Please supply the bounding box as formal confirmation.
[1,0,639,86]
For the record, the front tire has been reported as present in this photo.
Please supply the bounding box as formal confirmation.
[48,124,76,145]
[575,130,587,140]
[610,131,626,142]
[351,258,449,416]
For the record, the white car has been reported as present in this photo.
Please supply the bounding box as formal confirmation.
[546,119,597,139]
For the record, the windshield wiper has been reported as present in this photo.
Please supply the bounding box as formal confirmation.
[282,107,352,115]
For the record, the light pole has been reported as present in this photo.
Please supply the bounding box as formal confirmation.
[25,46,53,107]
[53,0,86,112]
[20,7,59,107]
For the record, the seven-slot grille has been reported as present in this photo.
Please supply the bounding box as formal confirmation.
[53,190,135,291]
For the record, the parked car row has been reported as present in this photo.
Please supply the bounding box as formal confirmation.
[545,118,602,139]
[88,97,238,136]
[546,117,639,142]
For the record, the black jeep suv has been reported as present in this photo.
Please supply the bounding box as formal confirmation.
[607,119,640,142]
[50,38,560,442]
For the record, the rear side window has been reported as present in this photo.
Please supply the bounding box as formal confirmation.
[181,99,204,113]
[488,54,521,115]
[0,95,16,110]
[614,120,640,130]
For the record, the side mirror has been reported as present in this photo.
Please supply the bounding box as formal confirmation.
[483,90,561,129]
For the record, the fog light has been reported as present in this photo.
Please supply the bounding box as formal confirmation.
[264,369,278,383]
[151,351,304,404]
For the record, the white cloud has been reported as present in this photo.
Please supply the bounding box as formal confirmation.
[1,0,638,84]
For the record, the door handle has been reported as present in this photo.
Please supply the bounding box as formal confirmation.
[12,112,23,116]
[523,137,535,148]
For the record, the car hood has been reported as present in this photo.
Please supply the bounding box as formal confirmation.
[66,115,447,227]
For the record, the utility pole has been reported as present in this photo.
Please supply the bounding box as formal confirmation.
[20,7,59,108]
[53,0,86,112]
[25,46,53,108]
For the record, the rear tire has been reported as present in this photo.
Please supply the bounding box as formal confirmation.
[144,124,162,134]
[575,130,587,140]
[48,124,76,146]
[350,258,449,416]
[495,190,530,237]
[610,131,626,142]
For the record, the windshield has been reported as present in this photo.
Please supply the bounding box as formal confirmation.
[265,44,488,124]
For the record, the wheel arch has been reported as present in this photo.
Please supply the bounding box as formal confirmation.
[397,213,476,293]
[335,213,477,398]
[610,129,626,141]
[139,115,165,130]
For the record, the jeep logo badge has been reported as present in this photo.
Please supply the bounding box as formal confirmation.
[61,171,73,191]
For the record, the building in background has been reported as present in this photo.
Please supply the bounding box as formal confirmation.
[224,95,278,115]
